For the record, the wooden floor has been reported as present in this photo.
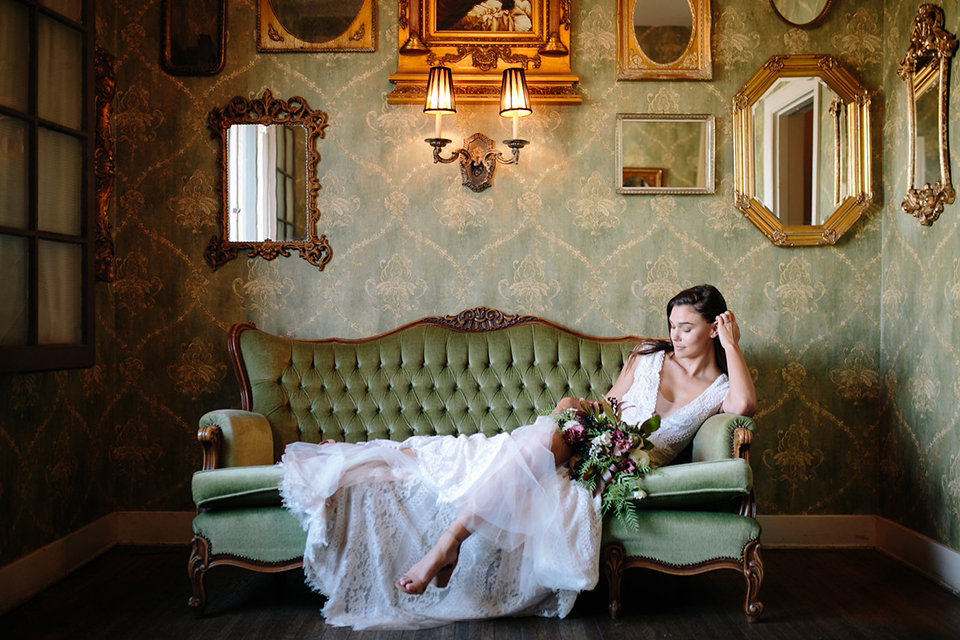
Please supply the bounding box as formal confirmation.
[2,546,960,639]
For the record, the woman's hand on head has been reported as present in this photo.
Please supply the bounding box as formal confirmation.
[715,310,741,351]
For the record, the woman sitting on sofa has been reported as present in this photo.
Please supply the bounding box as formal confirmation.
[281,284,756,629]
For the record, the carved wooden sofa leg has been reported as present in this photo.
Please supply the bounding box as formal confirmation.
[601,543,625,618]
[187,535,210,618]
[743,539,764,623]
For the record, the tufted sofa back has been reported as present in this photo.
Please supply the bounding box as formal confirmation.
[228,309,642,462]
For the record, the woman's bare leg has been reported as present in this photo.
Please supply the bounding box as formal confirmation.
[396,518,470,594]
[396,398,576,594]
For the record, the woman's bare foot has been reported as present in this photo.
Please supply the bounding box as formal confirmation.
[396,530,462,594]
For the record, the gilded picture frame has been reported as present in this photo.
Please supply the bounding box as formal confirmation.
[257,0,376,52]
[616,0,712,81]
[388,0,579,105]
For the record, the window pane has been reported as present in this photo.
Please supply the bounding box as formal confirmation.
[39,15,82,130]
[40,0,83,23]
[0,115,30,228]
[0,0,30,112]
[0,234,29,345]
[39,128,82,235]
[38,239,82,344]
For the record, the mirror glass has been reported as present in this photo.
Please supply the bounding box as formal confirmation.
[914,59,940,188]
[206,90,331,271]
[750,77,846,226]
[769,0,832,27]
[617,114,715,194]
[227,124,307,243]
[732,54,872,246]
[633,0,692,65]
[270,0,364,43]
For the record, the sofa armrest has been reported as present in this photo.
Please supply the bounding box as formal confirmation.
[690,413,756,463]
[197,410,274,470]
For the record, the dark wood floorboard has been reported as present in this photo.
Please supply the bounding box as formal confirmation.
[2,546,959,639]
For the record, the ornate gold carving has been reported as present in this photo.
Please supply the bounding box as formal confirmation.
[206,90,333,272]
[903,183,952,226]
[427,46,542,72]
[900,5,957,226]
[94,45,116,283]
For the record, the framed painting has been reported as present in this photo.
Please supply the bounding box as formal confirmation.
[162,0,226,75]
[622,168,664,188]
[388,0,579,104]
[258,0,376,52]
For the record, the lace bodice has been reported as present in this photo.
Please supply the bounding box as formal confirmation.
[620,351,729,465]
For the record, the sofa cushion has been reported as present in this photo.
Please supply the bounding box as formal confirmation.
[193,456,750,512]
[192,465,284,510]
[602,510,761,565]
[630,458,753,510]
[193,507,306,563]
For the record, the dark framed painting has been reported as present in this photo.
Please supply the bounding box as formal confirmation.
[162,0,226,75]
[388,0,579,104]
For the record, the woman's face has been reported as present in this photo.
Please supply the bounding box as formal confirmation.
[668,304,716,359]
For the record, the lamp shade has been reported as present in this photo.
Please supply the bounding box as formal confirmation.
[424,66,456,114]
[499,68,532,118]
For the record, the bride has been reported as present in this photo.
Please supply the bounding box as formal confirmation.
[280,285,756,629]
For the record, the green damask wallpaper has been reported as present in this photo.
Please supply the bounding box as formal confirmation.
[2,0,958,572]
[880,0,960,555]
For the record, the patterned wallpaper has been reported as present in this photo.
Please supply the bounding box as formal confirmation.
[2,0,956,571]
[880,0,960,555]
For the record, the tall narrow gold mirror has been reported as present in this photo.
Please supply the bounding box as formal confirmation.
[733,55,872,246]
[617,0,711,81]
[899,4,957,226]
[206,90,333,271]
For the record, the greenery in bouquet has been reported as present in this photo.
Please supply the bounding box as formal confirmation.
[554,398,660,531]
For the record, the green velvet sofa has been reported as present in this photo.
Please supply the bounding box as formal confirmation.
[188,307,763,622]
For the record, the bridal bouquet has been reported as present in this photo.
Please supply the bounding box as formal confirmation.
[554,398,660,530]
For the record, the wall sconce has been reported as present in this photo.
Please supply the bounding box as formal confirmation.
[424,66,532,192]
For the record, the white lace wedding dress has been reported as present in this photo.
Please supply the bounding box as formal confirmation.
[280,350,729,630]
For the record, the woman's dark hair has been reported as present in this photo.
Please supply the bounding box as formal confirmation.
[632,284,729,374]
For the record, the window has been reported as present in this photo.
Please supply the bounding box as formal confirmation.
[0,0,96,372]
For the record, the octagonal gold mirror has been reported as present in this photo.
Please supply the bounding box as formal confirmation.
[733,54,872,246]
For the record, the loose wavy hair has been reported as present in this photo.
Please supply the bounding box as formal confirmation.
[632,284,729,374]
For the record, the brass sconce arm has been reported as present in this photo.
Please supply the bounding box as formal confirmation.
[426,134,529,192]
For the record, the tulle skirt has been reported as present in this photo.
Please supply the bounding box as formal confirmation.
[279,416,601,630]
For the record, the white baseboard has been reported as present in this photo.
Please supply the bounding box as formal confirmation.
[876,517,960,596]
[116,511,194,545]
[2,513,959,615]
[758,514,876,548]
[0,513,118,615]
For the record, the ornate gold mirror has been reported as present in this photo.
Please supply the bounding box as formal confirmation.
[617,0,711,81]
[767,0,834,29]
[899,4,957,226]
[616,114,715,194]
[206,90,332,271]
[733,55,872,246]
[257,0,376,52]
